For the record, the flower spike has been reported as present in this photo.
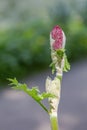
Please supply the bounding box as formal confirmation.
[50,25,66,50]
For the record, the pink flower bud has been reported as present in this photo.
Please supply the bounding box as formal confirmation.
[50,25,66,50]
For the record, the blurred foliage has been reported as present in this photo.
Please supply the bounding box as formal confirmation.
[0,0,87,84]
[0,20,51,83]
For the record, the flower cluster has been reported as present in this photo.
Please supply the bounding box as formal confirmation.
[50,25,66,50]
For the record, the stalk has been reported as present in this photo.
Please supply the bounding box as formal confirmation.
[50,112,59,130]
[46,25,70,130]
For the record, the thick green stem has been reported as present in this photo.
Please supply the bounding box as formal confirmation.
[50,113,59,130]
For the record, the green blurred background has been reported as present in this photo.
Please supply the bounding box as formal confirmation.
[0,0,87,84]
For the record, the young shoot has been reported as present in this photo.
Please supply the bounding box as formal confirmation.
[8,25,70,130]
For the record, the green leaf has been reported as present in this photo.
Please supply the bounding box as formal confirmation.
[63,54,70,72]
[41,92,56,99]
[8,78,18,86]
[50,62,56,74]
[56,49,65,59]
[50,49,70,73]
[56,49,65,68]
[56,49,70,72]
[8,78,55,113]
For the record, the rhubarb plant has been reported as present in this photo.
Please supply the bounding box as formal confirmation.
[8,25,70,130]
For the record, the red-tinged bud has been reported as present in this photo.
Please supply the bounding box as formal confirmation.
[50,25,66,50]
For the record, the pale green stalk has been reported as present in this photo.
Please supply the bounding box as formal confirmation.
[50,113,59,130]
[46,26,67,130]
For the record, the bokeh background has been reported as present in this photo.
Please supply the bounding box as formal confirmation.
[0,0,87,130]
